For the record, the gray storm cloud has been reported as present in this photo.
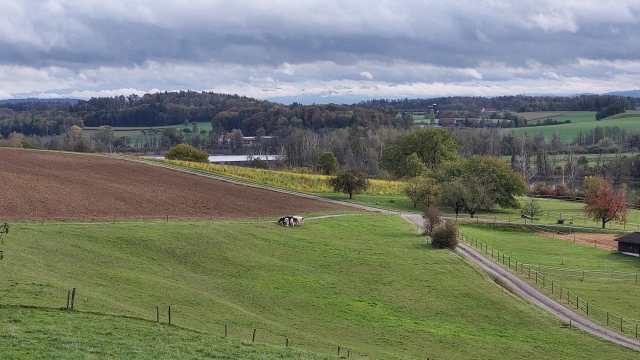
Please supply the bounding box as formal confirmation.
[1,0,640,100]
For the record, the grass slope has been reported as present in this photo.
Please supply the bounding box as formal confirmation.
[1,216,638,359]
[504,111,640,141]
[458,225,640,322]
[0,305,327,359]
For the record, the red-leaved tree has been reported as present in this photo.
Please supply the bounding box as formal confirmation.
[584,176,627,229]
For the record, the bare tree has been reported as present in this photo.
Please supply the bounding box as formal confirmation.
[563,146,579,184]
[513,136,536,182]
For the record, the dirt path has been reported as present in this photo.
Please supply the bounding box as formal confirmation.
[536,231,619,251]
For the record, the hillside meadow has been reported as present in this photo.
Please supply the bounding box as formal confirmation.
[504,111,640,141]
[0,305,328,359]
[1,215,638,359]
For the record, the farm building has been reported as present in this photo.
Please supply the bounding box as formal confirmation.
[615,232,640,257]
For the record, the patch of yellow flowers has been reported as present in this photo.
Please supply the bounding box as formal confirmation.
[159,159,404,194]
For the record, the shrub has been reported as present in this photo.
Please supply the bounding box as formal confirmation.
[165,144,209,163]
[431,220,458,250]
[422,206,442,236]
[249,158,270,169]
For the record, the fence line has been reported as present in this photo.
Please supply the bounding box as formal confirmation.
[458,230,640,338]
[527,194,640,211]
[518,264,640,283]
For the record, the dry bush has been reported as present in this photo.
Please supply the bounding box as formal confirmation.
[431,220,458,250]
[422,205,442,236]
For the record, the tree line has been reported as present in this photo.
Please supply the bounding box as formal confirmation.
[361,95,638,114]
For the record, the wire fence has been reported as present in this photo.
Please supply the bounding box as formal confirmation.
[519,264,640,284]
[458,230,640,338]
[528,194,640,211]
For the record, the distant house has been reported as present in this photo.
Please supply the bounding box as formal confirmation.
[241,136,274,145]
[615,232,640,257]
[481,107,498,113]
[438,118,456,126]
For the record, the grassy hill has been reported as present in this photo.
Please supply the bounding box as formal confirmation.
[1,215,639,359]
[505,111,640,141]
[1,305,327,359]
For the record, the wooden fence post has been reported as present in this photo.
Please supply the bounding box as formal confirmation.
[70,288,76,309]
[225,325,227,338]
[67,290,70,309]
[156,306,159,323]
[286,338,288,347]
[252,329,256,343]
[338,346,341,356]
[168,306,171,324]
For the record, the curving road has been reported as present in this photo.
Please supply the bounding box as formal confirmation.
[122,156,640,351]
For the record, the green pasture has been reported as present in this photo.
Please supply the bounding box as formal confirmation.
[500,152,637,167]
[516,112,594,121]
[0,306,325,360]
[83,121,213,141]
[458,225,640,331]
[319,192,640,232]
[447,197,640,231]
[505,111,640,141]
[1,215,637,359]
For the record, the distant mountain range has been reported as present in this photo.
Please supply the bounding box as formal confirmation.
[604,90,640,98]
[1,90,639,107]
[0,98,81,105]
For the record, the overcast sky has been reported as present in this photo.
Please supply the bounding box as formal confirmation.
[2,0,640,103]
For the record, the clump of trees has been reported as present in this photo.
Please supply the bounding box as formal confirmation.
[381,128,459,177]
[328,168,370,199]
[165,144,209,163]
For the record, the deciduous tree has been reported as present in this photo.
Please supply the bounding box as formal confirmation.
[328,168,370,199]
[404,176,439,208]
[584,176,628,228]
[318,152,339,175]
[439,178,466,218]
[521,197,542,219]
[381,128,459,177]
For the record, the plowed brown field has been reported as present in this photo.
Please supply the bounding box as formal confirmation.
[0,149,350,221]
